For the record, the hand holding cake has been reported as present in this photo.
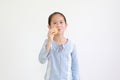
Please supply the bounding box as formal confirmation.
[53,27,58,35]
[47,27,58,41]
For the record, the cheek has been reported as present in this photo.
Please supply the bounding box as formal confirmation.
[49,25,55,29]
[63,25,67,29]
[60,27,66,32]
[51,25,56,28]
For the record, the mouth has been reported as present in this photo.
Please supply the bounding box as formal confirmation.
[58,29,61,31]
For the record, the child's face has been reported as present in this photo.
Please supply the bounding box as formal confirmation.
[49,14,67,34]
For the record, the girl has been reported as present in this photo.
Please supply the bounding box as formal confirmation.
[39,12,80,80]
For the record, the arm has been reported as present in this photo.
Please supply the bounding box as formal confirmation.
[71,44,80,80]
[39,26,56,64]
[38,39,51,64]
[38,26,55,64]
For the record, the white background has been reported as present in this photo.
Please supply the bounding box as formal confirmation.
[0,0,120,80]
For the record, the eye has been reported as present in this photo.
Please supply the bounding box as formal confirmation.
[60,21,63,24]
[53,22,57,24]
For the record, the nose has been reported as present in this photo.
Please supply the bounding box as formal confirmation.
[56,23,61,27]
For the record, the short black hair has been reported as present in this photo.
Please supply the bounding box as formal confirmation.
[48,12,67,25]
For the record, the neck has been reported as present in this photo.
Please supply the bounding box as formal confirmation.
[53,34,66,44]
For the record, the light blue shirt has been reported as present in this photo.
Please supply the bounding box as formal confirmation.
[39,39,80,80]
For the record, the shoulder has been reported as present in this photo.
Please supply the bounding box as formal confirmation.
[66,39,78,54]
[41,38,48,45]
[67,39,77,51]
[68,39,76,47]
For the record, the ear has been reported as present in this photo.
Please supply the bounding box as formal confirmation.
[65,23,68,28]
[48,25,51,29]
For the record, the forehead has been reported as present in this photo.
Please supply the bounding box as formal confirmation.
[51,14,64,22]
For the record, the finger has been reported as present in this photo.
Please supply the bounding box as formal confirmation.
[49,29,55,34]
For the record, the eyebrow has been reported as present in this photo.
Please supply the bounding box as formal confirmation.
[53,20,64,22]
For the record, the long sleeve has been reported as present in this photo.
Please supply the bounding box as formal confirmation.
[38,39,51,64]
[71,44,80,80]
